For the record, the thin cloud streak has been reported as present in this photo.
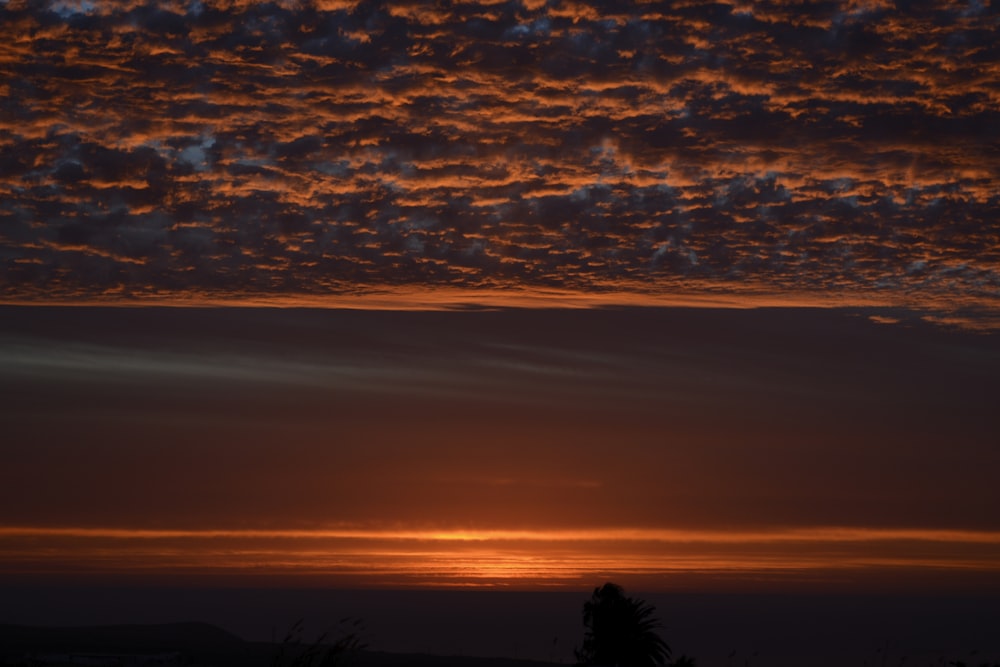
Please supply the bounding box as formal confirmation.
[5,525,1000,545]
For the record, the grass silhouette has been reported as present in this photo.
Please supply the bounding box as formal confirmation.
[270,617,365,667]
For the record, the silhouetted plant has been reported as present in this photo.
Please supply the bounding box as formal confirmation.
[271,617,365,667]
[575,582,671,667]
[669,655,697,667]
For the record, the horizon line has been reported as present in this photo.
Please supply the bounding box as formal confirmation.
[5,524,1000,590]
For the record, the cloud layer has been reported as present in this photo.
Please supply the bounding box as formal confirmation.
[4,526,1000,591]
[1,0,998,306]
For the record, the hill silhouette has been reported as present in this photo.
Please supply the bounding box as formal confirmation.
[0,621,243,652]
[0,622,253,665]
[0,623,563,667]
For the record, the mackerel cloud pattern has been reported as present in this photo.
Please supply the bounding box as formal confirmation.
[1,0,998,305]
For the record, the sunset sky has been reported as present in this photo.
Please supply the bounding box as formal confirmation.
[1,0,1000,597]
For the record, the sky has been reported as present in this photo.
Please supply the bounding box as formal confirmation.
[1,0,1000,598]
[2,306,999,592]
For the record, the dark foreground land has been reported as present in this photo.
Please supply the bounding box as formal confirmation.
[0,623,561,667]
[3,589,1000,667]
[4,620,1000,667]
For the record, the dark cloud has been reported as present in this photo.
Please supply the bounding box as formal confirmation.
[0,0,997,310]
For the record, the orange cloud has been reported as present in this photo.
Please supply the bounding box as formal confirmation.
[3,525,999,590]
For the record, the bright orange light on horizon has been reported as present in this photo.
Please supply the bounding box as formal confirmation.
[3,525,1000,592]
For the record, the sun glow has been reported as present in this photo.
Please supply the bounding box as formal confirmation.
[3,526,1000,590]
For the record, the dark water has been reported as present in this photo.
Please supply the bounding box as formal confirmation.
[2,586,999,666]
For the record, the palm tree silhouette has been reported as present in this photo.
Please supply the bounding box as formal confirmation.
[575,582,671,667]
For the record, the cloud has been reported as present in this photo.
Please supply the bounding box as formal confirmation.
[1,0,997,311]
